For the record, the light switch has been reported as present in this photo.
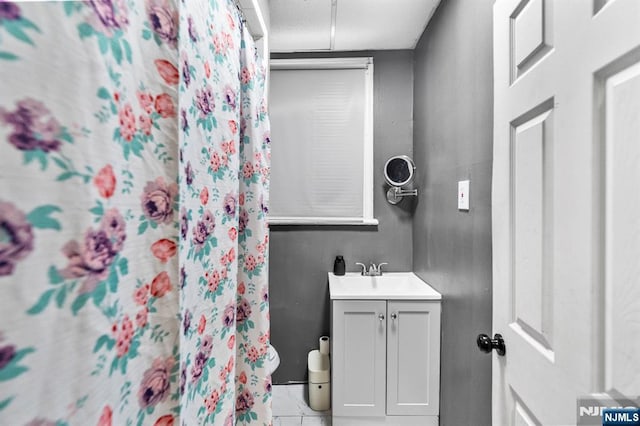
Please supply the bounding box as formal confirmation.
[458,180,470,211]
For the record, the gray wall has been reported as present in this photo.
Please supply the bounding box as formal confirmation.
[269,50,414,383]
[412,1,494,425]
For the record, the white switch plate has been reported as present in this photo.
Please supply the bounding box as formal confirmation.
[458,180,470,211]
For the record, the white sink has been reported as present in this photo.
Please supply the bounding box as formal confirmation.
[328,272,442,300]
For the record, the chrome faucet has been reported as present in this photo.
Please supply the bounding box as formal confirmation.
[356,262,388,276]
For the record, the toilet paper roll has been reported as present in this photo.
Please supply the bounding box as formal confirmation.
[319,336,330,355]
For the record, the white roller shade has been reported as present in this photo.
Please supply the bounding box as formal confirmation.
[269,58,375,225]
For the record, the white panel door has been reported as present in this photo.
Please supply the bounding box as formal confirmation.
[387,301,441,416]
[332,300,386,417]
[493,0,640,424]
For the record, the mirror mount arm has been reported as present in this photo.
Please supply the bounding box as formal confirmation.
[391,188,417,197]
[386,186,418,205]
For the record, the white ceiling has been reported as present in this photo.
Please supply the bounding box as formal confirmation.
[269,0,442,52]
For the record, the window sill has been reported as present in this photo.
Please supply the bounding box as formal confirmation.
[268,217,379,226]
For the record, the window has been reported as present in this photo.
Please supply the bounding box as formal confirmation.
[269,57,376,225]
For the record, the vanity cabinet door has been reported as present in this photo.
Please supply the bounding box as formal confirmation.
[386,300,441,416]
[332,300,387,417]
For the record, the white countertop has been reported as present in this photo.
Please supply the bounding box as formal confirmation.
[328,272,442,300]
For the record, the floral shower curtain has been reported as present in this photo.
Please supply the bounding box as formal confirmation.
[0,1,271,425]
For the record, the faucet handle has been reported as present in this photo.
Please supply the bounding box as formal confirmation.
[355,262,367,276]
[377,263,388,275]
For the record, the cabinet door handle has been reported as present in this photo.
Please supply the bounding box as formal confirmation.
[391,313,397,320]
[378,314,385,322]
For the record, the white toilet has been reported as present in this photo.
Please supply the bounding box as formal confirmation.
[266,344,280,375]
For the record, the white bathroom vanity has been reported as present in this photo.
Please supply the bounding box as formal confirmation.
[329,272,442,425]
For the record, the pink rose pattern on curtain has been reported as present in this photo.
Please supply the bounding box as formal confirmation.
[178,0,271,424]
[0,0,271,425]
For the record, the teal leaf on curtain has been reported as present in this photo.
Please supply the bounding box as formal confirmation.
[26,205,62,230]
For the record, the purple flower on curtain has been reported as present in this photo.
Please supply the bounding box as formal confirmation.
[187,16,198,42]
[190,350,207,383]
[223,193,236,217]
[222,303,235,328]
[181,54,191,88]
[223,86,236,110]
[240,117,247,138]
[235,389,254,415]
[236,298,251,323]
[180,363,187,395]
[0,344,16,369]
[185,161,194,186]
[146,0,178,48]
[141,177,178,224]
[200,335,213,357]
[260,195,268,214]
[192,210,214,251]
[238,209,249,234]
[0,2,20,21]
[180,265,186,289]
[101,208,126,252]
[0,202,34,276]
[87,0,129,35]
[182,309,191,335]
[0,99,62,153]
[138,356,174,408]
[89,0,119,29]
[60,231,110,289]
[180,108,189,132]
[195,85,214,118]
[265,376,272,393]
[83,230,113,270]
[179,207,188,240]
[60,209,126,293]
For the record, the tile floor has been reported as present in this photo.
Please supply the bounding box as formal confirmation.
[272,384,332,425]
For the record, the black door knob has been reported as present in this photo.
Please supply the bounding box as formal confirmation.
[477,333,506,356]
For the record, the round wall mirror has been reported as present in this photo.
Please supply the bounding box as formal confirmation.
[384,155,415,187]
